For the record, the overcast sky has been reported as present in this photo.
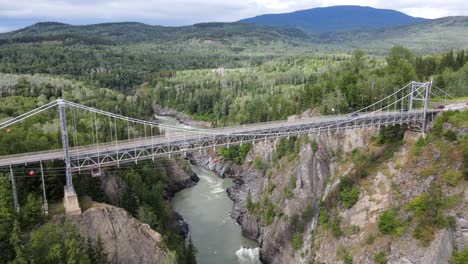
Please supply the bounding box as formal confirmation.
[1,0,467,32]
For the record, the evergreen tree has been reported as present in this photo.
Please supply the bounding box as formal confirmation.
[0,176,15,262]
[20,193,43,228]
[10,220,28,264]
[90,236,108,264]
[65,222,91,264]
[185,236,197,264]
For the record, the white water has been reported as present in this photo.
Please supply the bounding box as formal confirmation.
[236,247,261,264]
[159,115,261,264]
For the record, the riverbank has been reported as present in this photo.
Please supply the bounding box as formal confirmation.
[153,104,212,128]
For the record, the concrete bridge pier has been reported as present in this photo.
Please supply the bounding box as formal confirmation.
[64,186,81,215]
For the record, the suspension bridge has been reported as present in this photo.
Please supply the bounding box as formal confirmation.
[0,81,463,214]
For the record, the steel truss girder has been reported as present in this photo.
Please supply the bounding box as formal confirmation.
[70,111,437,171]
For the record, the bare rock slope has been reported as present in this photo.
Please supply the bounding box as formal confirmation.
[68,204,175,264]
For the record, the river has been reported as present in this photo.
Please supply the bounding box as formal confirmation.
[157,115,260,264]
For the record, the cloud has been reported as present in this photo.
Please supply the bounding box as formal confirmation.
[0,0,466,31]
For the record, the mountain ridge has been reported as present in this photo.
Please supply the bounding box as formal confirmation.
[239,5,427,32]
[0,16,466,54]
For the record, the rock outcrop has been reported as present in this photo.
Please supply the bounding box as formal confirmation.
[153,104,211,128]
[67,204,175,264]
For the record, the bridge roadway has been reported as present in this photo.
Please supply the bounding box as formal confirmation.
[0,109,440,171]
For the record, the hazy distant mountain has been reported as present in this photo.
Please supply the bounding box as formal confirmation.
[239,5,426,32]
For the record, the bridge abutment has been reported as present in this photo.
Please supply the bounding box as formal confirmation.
[64,186,81,215]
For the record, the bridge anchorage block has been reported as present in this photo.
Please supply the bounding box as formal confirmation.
[63,186,81,215]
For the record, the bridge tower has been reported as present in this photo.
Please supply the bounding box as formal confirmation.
[57,99,81,215]
[408,80,432,134]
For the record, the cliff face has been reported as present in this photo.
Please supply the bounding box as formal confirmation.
[190,127,379,263]
[67,204,176,264]
[192,115,467,264]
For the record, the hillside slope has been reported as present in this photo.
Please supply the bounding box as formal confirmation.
[0,17,466,54]
[321,16,468,53]
[0,22,311,45]
[240,5,426,32]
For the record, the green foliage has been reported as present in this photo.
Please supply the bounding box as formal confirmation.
[266,182,276,194]
[256,197,278,225]
[292,232,303,250]
[0,176,15,262]
[283,175,297,199]
[378,125,404,144]
[331,212,342,238]
[409,184,453,246]
[10,220,28,264]
[444,130,458,141]
[219,144,252,165]
[443,171,462,186]
[26,221,91,264]
[246,191,254,212]
[366,234,375,245]
[303,202,313,222]
[88,236,109,264]
[254,157,267,172]
[20,193,43,228]
[310,139,318,152]
[336,246,353,264]
[378,210,401,235]
[185,236,197,264]
[339,176,359,209]
[343,251,353,264]
[276,137,300,161]
[410,137,428,155]
[116,162,188,263]
[319,209,328,225]
[450,248,468,264]
[374,250,388,264]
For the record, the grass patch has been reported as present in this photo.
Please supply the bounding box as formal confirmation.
[365,234,375,245]
[450,247,468,264]
[292,232,303,250]
[374,250,388,264]
[254,157,267,172]
[443,171,462,186]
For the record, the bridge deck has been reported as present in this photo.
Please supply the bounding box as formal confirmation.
[0,110,437,169]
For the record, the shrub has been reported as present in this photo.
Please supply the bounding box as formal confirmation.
[275,136,299,161]
[378,125,404,144]
[339,176,359,209]
[444,130,458,141]
[450,247,468,264]
[409,193,428,216]
[343,252,353,264]
[378,210,400,235]
[254,157,267,172]
[246,191,254,212]
[267,182,276,194]
[410,137,428,155]
[319,210,328,225]
[303,202,313,221]
[412,222,435,247]
[219,144,252,164]
[292,232,302,250]
[366,234,375,245]
[331,213,342,238]
[310,139,318,152]
[443,171,462,186]
[374,250,388,264]
[337,246,353,264]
